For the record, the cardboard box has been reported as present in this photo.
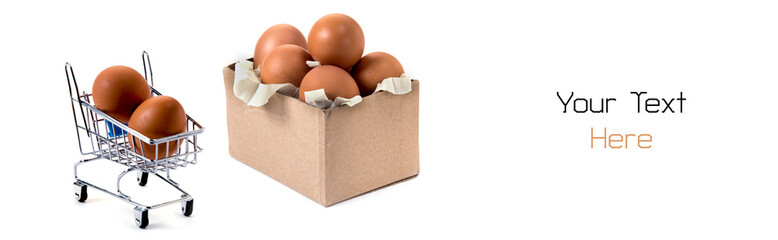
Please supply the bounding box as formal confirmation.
[222,62,419,206]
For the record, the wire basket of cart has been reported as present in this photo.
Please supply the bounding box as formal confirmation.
[66,51,204,228]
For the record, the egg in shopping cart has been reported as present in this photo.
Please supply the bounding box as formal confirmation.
[92,66,151,123]
[128,96,186,160]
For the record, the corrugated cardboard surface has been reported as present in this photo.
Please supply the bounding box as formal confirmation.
[223,62,419,206]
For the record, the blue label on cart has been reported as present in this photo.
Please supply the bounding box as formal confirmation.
[107,121,127,138]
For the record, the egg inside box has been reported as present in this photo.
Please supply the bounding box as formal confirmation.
[222,61,419,206]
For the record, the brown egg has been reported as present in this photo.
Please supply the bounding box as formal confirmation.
[92,66,151,123]
[259,44,313,87]
[308,14,365,70]
[253,24,307,69]
[299,65,360,102]
[350,52,404,96]
[128,96,187,160]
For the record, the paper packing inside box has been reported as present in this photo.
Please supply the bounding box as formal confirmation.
[233,59,413,108]
[232,60,298,106]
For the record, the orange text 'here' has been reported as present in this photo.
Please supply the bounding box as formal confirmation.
[591,127,652,149]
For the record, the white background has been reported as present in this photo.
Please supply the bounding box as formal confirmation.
[2,0,777,239]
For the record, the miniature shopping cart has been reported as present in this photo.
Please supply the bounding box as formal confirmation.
[66,51,204,228]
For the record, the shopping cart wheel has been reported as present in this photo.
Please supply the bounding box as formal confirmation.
[137,172,149,186]
[182,198,194,216]
[74,183,87,202]
[134,207,149,228]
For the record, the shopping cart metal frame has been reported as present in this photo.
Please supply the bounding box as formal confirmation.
[66,51,204,228]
